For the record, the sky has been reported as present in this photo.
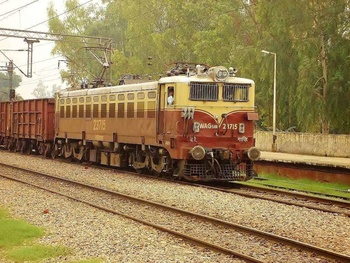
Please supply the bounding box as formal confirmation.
[0,0,97,99]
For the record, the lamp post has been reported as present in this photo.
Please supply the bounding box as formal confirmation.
[261,50,277,152]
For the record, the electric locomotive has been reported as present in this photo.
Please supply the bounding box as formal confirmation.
[52,63,260,181]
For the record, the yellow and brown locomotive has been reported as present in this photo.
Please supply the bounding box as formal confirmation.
[0,63,260,181]
[53,63,260,181]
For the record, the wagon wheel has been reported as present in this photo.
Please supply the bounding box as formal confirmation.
[20,140,27,154]
[38,142,45,155]
[14,140,21,152]
[44,143,52,157]
[7,139,15,152]
[24,143,33,155]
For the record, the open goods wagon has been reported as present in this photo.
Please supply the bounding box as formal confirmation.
[0,99,55,154]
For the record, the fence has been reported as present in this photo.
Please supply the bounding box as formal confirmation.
[255,131,350,158]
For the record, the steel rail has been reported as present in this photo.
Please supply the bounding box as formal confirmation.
[1,163,350,262]
[0,169,261,263]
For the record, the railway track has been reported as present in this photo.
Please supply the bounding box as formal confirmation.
[108,168,350,217]
[0,163,349,262]
[191,182,350,217]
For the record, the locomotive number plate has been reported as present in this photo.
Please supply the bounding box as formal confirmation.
[222,123,238,130]
[93,120,106,130]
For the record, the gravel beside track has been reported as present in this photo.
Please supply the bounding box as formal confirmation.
[0,151,349,262]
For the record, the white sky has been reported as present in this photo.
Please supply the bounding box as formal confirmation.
[0,0,98,99]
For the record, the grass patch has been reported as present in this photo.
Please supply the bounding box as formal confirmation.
[0,207,71,262]
[248,174,350,199]
[6,245,70,262]
[0,211,44,248]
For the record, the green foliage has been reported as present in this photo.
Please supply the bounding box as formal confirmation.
[48,0,350,134]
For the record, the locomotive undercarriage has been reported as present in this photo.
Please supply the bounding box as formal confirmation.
[0,136,256,182]
[50,140,174,177]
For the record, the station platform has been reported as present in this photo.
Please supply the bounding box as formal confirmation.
[259,151,350,170]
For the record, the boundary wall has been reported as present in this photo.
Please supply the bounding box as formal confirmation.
[255,131,350,158]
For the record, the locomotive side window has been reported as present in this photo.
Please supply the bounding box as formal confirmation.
[167,86,174,105]
[79,105,84,118]
[60,106,65,118]
[148,91,156,98]
[190,82,218,101]
[66,105,71,118]
[137,102,144,118]
[137,92,145,99]
[127,93,134,100]
[86,105,91,118]
[109,103,115,118]
[72,105,77,118]
[101,104,107,118]
[93,104,99,118]
[118,103,124,118]
[127,102,134,118]
[223,84,250,102]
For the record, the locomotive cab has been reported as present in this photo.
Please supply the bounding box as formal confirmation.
[157,64,260,181]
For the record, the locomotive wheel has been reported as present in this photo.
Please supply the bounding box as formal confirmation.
[73,145,85,161]
[130,152,150,173]
[152,170,162,177]
[63,144,73,159]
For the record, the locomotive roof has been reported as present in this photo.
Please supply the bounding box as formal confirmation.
[57,71,254,98]
[158,74,255,85]
[58,81,158,98]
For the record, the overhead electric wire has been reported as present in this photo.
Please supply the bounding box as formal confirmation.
[26,0,94,31]
[0,0,97,90]
[0,0,38,17]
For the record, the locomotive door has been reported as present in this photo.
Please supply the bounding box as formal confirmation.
[156,84,166,141]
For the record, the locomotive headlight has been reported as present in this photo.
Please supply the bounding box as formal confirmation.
[189,145,206,160]
[247,147,261,161]
[238,123,245,133]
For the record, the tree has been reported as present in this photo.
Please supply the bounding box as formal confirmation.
[47,0,350,134]
[0,71,22,101]
[32,80,61,98]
